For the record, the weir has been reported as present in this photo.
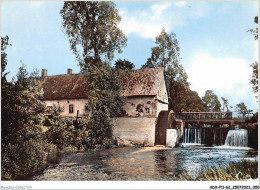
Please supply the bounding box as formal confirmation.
[225,129,248,147]
[182,126,229,146]
[183,127,201,144]
[165,111,252,148]
[181,126,248,147]
[175,111,247,146]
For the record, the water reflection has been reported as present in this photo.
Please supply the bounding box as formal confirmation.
[32,146,258,181]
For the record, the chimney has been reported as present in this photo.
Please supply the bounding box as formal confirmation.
[42,69,47,78]
[67,68,72,74]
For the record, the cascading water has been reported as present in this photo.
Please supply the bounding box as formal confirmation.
[183,128,201,144]
[224,129,248,147]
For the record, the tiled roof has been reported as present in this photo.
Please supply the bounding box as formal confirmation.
[40,67,165,100]
[40,74,88,100]
[118,67,165,96]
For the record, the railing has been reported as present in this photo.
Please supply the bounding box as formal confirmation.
[178,112,233,120]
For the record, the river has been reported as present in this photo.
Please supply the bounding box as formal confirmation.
[31,145,257,181]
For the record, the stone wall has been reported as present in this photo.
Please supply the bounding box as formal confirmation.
[111,117,157,146]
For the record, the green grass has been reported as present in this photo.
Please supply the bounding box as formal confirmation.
[176,160,258,181]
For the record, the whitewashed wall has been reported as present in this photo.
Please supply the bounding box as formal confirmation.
[44,99,88,117]
[157,77,168,104]
[122,96,157,117]
[157,101,169,117]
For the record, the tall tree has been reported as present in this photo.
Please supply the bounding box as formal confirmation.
[84,62,124,148]
[141,28,188,85]
[141,28,192,112]
[1,36,10,79]
[60,2,126,148]
[114,59,135,71]
[202,90,221,112]
[1,36,12,144]
[221,97,229,112]
[248,16,258,100]
[1,59,47,179]
[2,64,45,144]
[60,1,127,72]
[235,102,253,119]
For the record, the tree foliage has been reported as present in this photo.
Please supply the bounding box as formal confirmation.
[114,59,135,71]
[1,36,11,79]
[169,80,206,112]
[221,97,229,112]
[2,36,45,144]
[141,28,188,85]
[250,62,258,98]
[60,1,127,72]
[248,16,258,101]
[235,102,253,119]
[141,58,155,69]
[83,62,124,148]
[247,16,258,40]
[2,64,45,144]
[202,90,221,112]
[61,2,126,148]
[1,36,56,180]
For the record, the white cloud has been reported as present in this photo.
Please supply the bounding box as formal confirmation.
[174,1,187,7]
[151,2,171,20]
[119,16,171,39]
[118,2,209,39]
[186,52,257,111]
[118,2,173,39]
[187,52,251,97]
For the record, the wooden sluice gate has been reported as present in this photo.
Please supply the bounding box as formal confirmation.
[177,112,245,125]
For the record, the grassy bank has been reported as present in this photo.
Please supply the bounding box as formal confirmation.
[177,160,258,181]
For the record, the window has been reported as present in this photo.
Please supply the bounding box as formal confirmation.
[69,104,74,113]
[47,106,53,110]
[84,104,89,112]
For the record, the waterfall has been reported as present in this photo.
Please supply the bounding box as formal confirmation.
[183,128,201,144]
[224,129,248,147]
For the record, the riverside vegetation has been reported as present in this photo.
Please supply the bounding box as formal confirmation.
[177,160,258,181]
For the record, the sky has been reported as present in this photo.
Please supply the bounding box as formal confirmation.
[1,1,259,113]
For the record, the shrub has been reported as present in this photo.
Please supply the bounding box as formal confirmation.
[1,140,57,180]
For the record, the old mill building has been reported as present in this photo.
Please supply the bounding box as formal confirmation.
[40,67,169,146]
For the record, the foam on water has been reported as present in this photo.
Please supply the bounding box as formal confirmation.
[224,129,248,147]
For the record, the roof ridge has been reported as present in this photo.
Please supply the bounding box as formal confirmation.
[43,73,86,77]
